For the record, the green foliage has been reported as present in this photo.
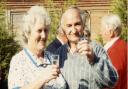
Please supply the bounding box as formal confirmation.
[111,0,128,41]
[43,0,77,44]
[0,2,20,88]
[120,26,128,41]
[95,34,104,46]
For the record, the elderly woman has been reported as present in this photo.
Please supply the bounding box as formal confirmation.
[8,6,66,89]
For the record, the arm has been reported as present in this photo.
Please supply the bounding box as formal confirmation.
[91,42,118,88]
[76,40,118,88]
[20,80,45,89]
[52,74,66,89]
[8,56,46,89]
[8,55,60,89]
[8,56,24,89]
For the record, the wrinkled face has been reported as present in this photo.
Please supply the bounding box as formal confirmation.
[27,20,49,52]
[61,10,84,43]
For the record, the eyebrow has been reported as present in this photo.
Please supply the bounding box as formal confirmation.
[75,22,82,25]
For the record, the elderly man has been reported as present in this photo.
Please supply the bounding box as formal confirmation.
[55,7,118,89]
[46,10,90,54]
[101,14,127,89]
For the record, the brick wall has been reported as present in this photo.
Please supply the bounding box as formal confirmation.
[6,0,111,40]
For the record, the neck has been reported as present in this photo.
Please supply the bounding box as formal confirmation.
[27,46,44,58]
[108,36,119,42]
[57,35,67,45]
[69,42,77,53]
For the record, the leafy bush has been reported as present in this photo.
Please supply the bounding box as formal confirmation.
[95,34,104,46]
[111,0,127,41]
[0,2,20,89]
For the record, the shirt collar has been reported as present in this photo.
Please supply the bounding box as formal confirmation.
[57,36,65,45]
[24,48,51,67]
[65,44,78,54]
[104,37,119,51]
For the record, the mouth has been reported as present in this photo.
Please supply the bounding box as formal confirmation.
[39,38,46,42]
[38,39,47,45]
[71,34,80,39]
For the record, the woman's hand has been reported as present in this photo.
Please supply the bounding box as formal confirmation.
[39,65,60,83]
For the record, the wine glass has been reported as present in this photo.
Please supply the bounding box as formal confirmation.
[77,33,90,54]
[51,54,59,66]
[77,35,86,50]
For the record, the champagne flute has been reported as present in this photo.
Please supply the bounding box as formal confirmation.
[51,54,59,66]
[77,35,86,50]
[77,33,90,54]
[49,54,60,85]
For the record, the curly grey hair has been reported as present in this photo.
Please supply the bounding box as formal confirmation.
[16,5,51,47]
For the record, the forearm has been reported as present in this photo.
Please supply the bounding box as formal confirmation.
[21,79,46,89]
[92,58,118,88]
[91,43,118,87]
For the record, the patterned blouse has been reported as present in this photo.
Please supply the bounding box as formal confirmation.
[8,48,66,89]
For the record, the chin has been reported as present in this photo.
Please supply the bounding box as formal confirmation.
[38,47,45,52]
[38,44,45,51]
[69,39,79,44]
[72,38,79,42]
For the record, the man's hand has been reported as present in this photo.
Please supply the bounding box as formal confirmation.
[77,40,94,63]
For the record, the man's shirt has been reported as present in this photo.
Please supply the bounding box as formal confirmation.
[57,41,118,89]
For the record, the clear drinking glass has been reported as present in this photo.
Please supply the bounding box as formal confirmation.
[80,36,85,41]
[77,34,90,54]
[44,51,50,63]
[77,36,86,49]
[51,54,59,65]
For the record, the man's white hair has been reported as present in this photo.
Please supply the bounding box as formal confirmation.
[16,5,51,47]
[101,14,122,36]
[60,6,81,26]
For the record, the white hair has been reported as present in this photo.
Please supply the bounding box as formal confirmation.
[101,14,122,36]
[16,5,51,47]
[60,6,81,26]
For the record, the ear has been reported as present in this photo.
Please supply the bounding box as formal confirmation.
[109,29,115,38]
[58,26,64,35]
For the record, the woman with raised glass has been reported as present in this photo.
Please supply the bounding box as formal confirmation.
[8,6,66,89]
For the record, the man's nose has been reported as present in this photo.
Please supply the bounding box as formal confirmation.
[71,26,77,33]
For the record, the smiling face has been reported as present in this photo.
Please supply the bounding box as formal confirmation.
[61,9,84,44]
[27,20,49,52]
